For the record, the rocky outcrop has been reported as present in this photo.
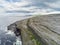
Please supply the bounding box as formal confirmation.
[8,14,60,45]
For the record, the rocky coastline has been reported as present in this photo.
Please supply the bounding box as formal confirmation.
[8,14,60,45]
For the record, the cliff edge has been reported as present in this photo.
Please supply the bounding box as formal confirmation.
[8,14,60,45]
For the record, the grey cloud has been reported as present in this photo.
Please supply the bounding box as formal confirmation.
[6,10,34,13]
[5,0,21,2]
[1,0,59,14]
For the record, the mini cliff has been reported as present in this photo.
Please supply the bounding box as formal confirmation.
[8,14,60,45]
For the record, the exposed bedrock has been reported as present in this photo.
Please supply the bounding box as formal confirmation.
[8,14,60,45]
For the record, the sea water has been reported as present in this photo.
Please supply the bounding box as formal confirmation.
[0,15,32,45]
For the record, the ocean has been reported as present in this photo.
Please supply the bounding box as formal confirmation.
[0,15,32,45]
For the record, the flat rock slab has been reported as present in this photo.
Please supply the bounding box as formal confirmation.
[29,15,60,34]
[28,14,60,45]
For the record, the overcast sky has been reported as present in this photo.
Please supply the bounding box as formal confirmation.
[0,0,60,16]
